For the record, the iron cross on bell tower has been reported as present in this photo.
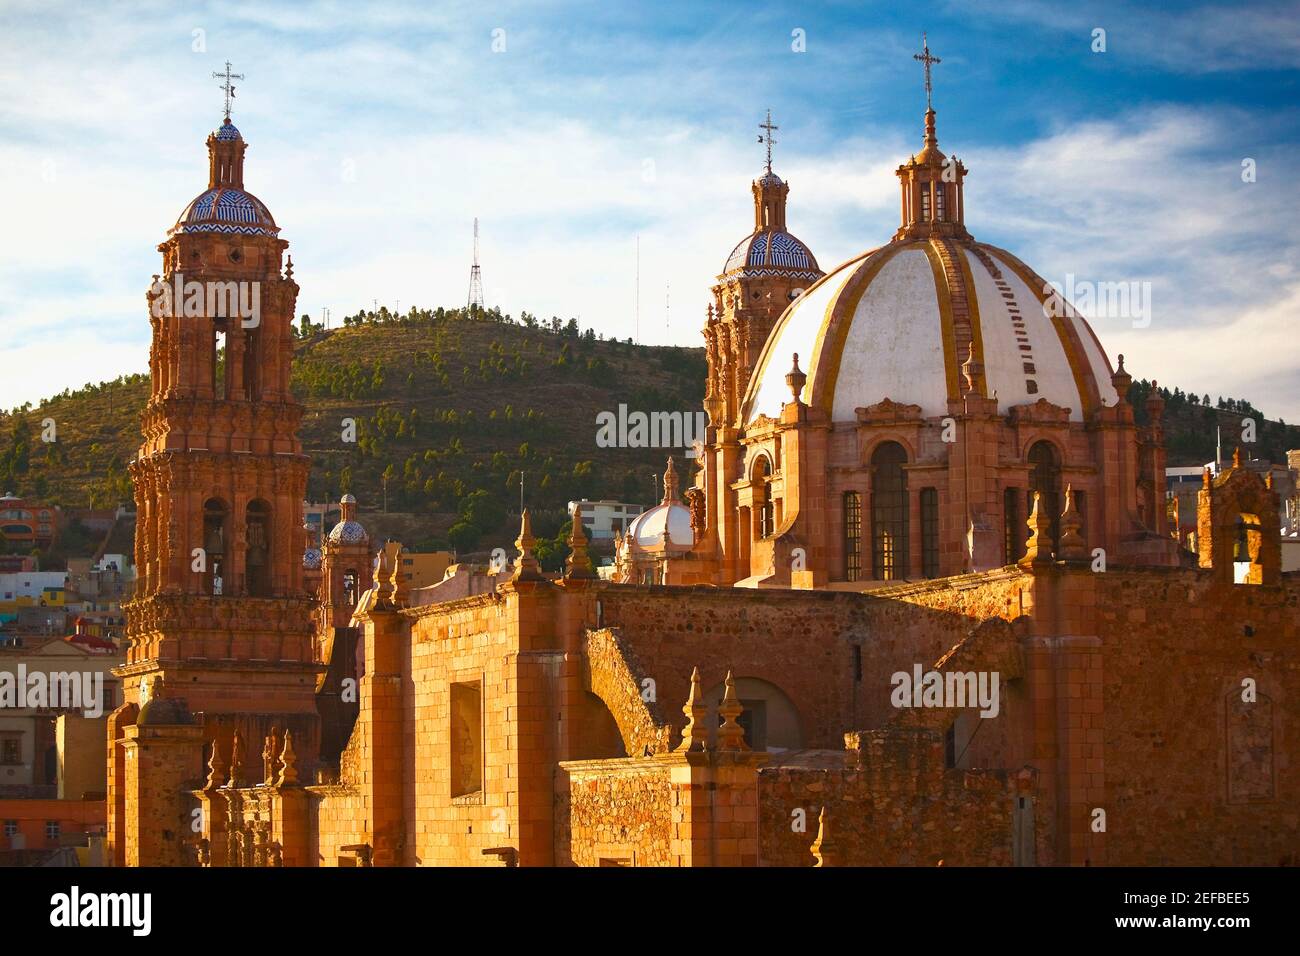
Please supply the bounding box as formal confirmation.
[913,34,941,110]
[213,60,245,121]
[757,109,779,174]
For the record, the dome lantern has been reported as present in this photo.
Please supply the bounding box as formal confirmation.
[893,35,970,242]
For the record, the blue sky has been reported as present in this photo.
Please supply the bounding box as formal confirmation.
[2,0,1299,419]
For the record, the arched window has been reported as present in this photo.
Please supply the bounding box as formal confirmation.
[342,569,358,607]
[753,458,774,539]
[920,487,939,578]
[246,499,272,597]
[212,327,227,399]
[202,498,228,595]
[1027,441,1061,550]
[843,491,862,581]
[1235,514,1263,585]
[1003,487,1022,563]
[935,183,946,221]
[871,442,909,580]
[242,328,259,401]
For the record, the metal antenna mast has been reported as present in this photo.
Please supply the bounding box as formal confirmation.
[467,218,484,309]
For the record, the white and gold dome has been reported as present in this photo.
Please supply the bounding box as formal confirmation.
[743,239,1118,425]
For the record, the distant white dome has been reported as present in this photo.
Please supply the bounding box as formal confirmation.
[628,502,695,549]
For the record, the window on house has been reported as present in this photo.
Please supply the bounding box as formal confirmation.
[3,820,16,837]
[920,487,939,578]
[450,681,483,798]
[45,821,60,842]
[0,735,21,765]
[871,442,909,580]
[844,492,862,582]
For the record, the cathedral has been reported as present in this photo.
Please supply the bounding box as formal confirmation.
[108,52,1299,868]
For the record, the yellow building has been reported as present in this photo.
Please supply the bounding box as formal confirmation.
[396,550,454,590]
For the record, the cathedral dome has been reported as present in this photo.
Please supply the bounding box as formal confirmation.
[742,240,1119,425]
[627,502,695,549]
[723,230,820,280]
[170,186,278,238]
[169,116,279,238]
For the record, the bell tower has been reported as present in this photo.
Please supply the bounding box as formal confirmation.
[707,109,823,430]
[110,80,321,865]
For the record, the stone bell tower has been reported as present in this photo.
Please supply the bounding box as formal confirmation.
[109,77,321,865]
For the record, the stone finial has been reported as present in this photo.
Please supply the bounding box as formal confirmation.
[716,670,749,752]
[811,806,840,867]
[1233,446,1242,469]
[1203,466,1213,490]
[511,509,544,581]
[381,542,407,607]
[1021,491,1055,566]
[226,729,246,788]
[284,255,294,280]
[564,510,596,580]
[676,666,709,753]
[961,353,984,396]
[276,730,299,787]
[1111,353,1132,398]
[1146,379,1165,420]
[661,457,680,505]
[373,547,394,608]
[785,353,807,403]
[262,729,280,786]
[1057,484,1088,561]
[204,737,228,791]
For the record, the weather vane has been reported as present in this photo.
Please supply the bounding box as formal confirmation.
[913,33,941,110]
[757,108,778,173]
[213,60,245,121]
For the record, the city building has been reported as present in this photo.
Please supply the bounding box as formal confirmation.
[108,63,1300,868]
[567,499,646,541]
[0,495,58,551]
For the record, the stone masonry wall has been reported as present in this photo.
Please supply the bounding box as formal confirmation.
[555,758,674,867]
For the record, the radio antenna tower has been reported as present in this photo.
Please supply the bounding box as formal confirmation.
[467,218,484,310]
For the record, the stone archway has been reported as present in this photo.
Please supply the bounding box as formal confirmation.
[702,676,803,752]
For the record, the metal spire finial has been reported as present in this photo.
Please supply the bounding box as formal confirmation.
[213,61,245,122]
[757,108,779,173]
[913,34,941,111]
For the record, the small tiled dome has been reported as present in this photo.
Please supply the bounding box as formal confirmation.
[171,186,278,238]
[213,118,242,141]
[327,520,368,545]
[303,547,322,570]
[723,230,820,279]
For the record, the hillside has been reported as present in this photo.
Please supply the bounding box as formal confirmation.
[0,305,707,561]
[2,304,1296,567]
